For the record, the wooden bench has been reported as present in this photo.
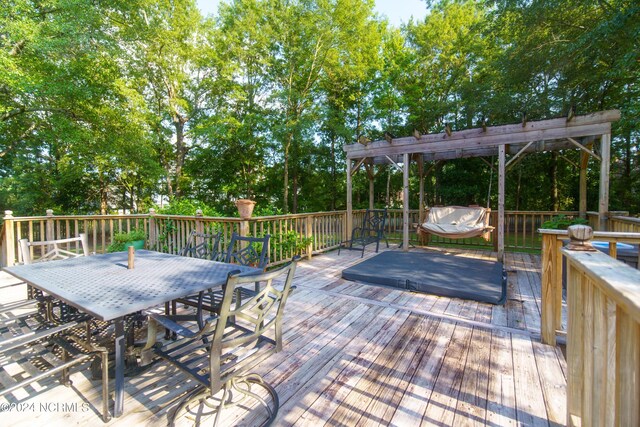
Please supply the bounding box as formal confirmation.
[417,206,493,242]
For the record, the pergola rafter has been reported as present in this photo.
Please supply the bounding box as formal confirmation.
[343,110,621,261]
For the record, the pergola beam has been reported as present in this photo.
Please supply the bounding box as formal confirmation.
[367,138,601,164]
[350,157,367,176]
[385,155,403,173]
[345,111,620,160]
[479,157,497,172]
[566,137,601,161]
[505,141,536,169]
[348,122,611,160]
[506,152,530,174]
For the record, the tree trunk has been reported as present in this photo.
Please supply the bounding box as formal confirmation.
[283,133,292,213]
[99,175,108,215]
[386,167,391,207]
[173,117,187,198]
[516,168,522,211]
[330,134,336,210]
[551,152,559,210]
[165,171,174,198]
[435,162,443,205]
[292,162,298,214]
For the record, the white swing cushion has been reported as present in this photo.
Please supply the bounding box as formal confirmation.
[420,206,490,239]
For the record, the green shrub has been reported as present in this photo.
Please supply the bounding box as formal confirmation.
[156,198,223,217]
[273,230,312,255]
[541,214,588,230]
[107,228,147,252]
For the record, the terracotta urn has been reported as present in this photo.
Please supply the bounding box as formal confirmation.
[235,199,256,219]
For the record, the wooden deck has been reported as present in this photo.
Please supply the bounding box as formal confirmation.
[0,246,567,426]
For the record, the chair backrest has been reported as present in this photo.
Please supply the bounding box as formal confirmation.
[223,233,270,270]
[179,230,222,261]
[363,209,387,235]
[19,234,89,265]
[207,258,298,390]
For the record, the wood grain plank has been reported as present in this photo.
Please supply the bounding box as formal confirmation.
[511,335,549,426]
[284,307,411,426]
[486,330,517,426]
[420,322,474,426]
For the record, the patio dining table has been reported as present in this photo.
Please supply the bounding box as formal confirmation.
[3,249,260,419]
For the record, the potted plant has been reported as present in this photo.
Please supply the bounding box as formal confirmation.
[235,199,256,219]
[541,214,588,230]
[107,229,147,253]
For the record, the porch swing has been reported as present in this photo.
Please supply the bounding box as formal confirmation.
[417,158,495,241]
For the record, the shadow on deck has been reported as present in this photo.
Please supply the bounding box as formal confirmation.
[0,246,566,426]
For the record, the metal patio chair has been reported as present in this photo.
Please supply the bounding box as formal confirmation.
[173,233,271,329]
[179,230,223,261]
[165,230,224,335]
[0,311,110,421]
[338,208,389,257]
[144,258,298,426]
[15,234,89,323]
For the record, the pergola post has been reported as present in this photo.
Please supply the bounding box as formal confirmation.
[366,163,375,210]
[579,151,589,218]
[498,145,505,262]
[346,159,353,241]
[402,153,410,252]
[599,134,611,231]
[417,156,425,223]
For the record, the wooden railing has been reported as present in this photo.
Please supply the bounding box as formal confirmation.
[608,215,640,233]
[540,229,640,346]
[2,208,636,268]
[563,229,640,426]
[1,209,348,267]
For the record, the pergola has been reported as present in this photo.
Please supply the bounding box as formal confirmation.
[343,110,621,261]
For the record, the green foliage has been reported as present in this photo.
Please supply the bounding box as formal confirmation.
[541,215,588,230]
[107,228,147,253]
[155,220,178,253]
[156,198,223,217]
[1,0,639,216]
[272,230,312,256]
[253,205,284,217]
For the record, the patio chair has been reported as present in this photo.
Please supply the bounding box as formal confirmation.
[19,234,90,265]
[171,233,271,330]
[179,230,223,261]
[15,234,90,323]
[143,258,298,426]
[165,230,223,335]
[338,208,389,257]
[0,313,110,422]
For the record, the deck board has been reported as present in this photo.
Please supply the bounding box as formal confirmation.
[0,246,567,426]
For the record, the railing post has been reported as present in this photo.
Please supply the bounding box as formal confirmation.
[541,231,564,345]
[148,208,156,249]
[46,209,55,241]
[3,211,16,266]
[564,225,597,427]
[195,209,204,234]
[305,215,313,260]
[239,220,249,238]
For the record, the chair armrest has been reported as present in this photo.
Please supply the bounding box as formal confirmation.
[0,319,84,354]
[148,313,197,339]
[145,312,220,350]
[350,227,365,239]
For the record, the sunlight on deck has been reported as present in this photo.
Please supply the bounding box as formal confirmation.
[0,246,566,426]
